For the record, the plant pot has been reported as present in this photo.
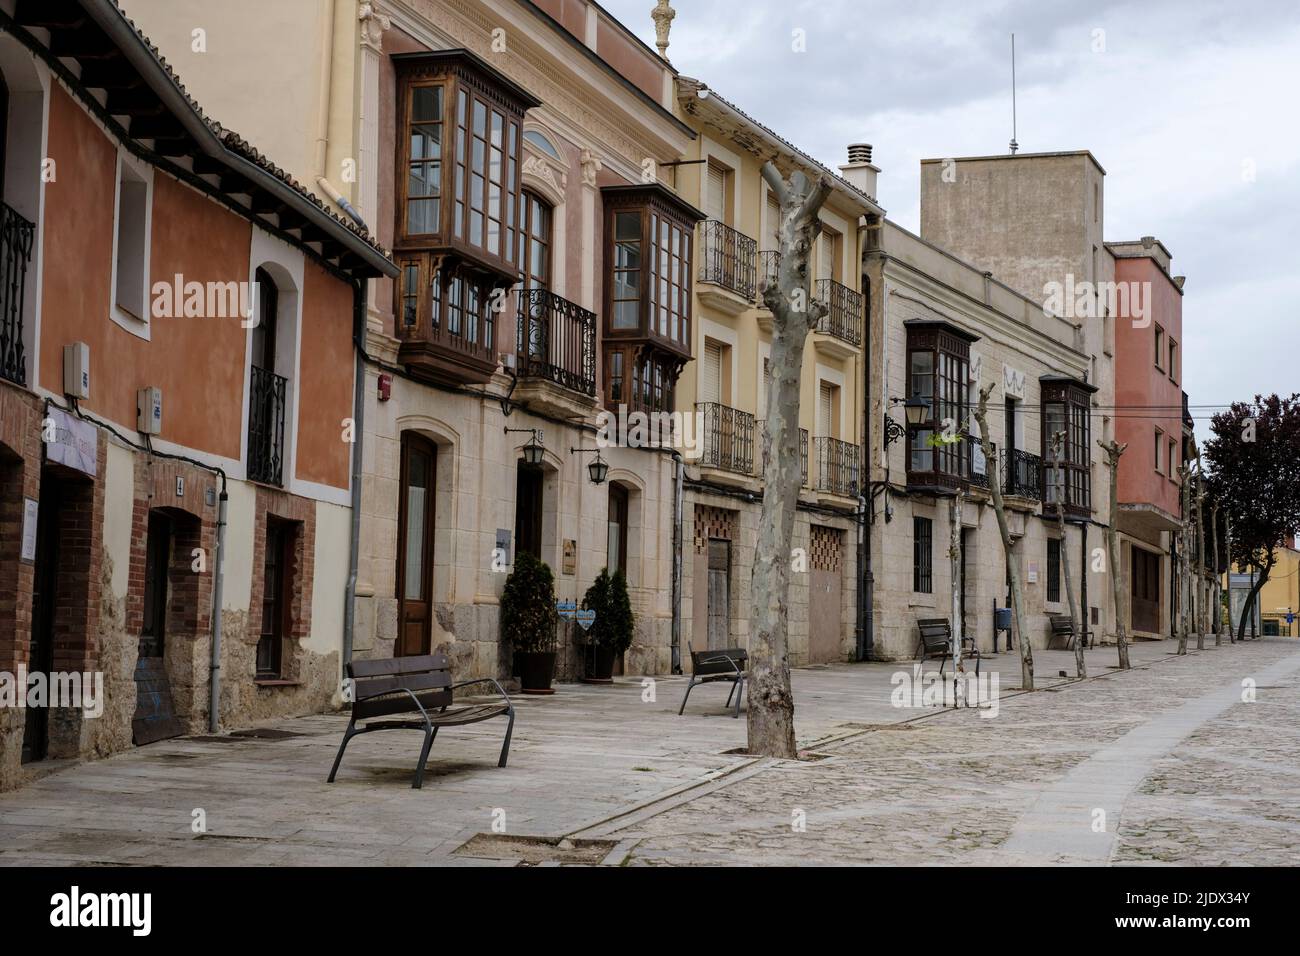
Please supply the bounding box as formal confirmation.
[582,644,616,684]
[515,650,556,695]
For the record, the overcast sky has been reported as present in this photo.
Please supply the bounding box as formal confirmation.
[603,0,1300,415]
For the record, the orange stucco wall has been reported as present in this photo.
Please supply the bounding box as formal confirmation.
[40,84,250,461]
[40,83,357,487]
[295,261,354,489]
[1113,255,1183,516]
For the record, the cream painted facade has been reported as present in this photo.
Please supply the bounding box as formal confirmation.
[669,80,880,666]
[122,0,697,679]
[865,218,1112,659]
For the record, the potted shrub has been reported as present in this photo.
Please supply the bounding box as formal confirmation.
[501,551,560,694]
[579,567,635,683]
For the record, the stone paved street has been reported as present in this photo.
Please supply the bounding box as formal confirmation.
[0,637,1294,866]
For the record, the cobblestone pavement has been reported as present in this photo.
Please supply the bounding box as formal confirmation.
[0,636,1291,865]
[615,638,1300,866]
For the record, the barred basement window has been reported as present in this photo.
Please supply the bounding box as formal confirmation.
[1047,538,1062,603]
[913,516,933,593]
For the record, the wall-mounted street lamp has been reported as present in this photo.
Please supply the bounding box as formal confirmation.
[883,396,930,445]
[571,446,610,485]
[506,426,545,466]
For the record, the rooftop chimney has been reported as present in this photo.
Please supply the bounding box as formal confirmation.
[839,143,879,198]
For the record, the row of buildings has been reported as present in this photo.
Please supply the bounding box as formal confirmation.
[0,0,1213,787]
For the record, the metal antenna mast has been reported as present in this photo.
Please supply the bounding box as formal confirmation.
[1009,33,1019,154]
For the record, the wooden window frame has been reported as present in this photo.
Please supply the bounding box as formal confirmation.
[904,321,975,492]
[1041,377,1095,518]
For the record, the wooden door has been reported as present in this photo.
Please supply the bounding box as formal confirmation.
[808,526,842,664]
[396,433,437,656]
[23,475,59,763]
[1131,545,1161,634]
[706,538,730,650]
[133,509,184,745]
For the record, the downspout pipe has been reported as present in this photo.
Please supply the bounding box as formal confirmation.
[344,280,369,666]
[311,0,369,232]
[209,479,229,733]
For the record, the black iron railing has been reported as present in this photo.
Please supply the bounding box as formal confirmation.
[517,288,596,396]
[698,220,757,300]
[1,201,35,387]
[696,402,756,475]
[1004,448,1042,499]
[248,365,287,486]
[814,278,863,347]
[812,436,860,497]
[757,421,808,486]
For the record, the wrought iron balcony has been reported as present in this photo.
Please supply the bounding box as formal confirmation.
[696,402,756,476]
[1004,448,1042,499]
[757,421,808,487]
[812,436,860,497]
[516,288,596,397]
[814,278,863,347]
[698,220,757,301]
[1,201,35,387]
[248,365,287,486]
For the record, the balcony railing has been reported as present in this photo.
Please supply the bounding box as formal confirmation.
[757,421,808,486]
[812,436,860,497]
[698,221,757,301]
[516,288,596,397]
[1,201,35,387]
[1003,448,1042,499]
[814,278,863,347]
[248,365,287,486]
[696,402,756,476]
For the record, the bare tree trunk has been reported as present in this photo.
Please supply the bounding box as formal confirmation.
[1236,557,1271,642]
[1211,502,1222,646]
[1099,440,1130,669]
[1225,514,1235,643]
[1050,432,1085,678]
[747,162,831,759]
[1194,463,1207,651]
[975,384,1033,690]
[1176,463,1190,656]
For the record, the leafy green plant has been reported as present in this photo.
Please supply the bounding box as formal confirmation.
[581,567,635,654]
[500,551,559,653]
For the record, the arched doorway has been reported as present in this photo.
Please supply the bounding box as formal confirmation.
[395,432,437,656]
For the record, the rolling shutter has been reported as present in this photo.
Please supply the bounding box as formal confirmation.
[705,164,727,222]
[702,340,722,405]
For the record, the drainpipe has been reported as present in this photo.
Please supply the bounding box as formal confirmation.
[343,281,368,665]
[671,450,684,674]
[208,480,229,733]
[312,0,368,230]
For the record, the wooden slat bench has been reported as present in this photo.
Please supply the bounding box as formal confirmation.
[1048,613,1089,650]
[915,618,980,676]
[678,644,748,718]
[327,654,515,790]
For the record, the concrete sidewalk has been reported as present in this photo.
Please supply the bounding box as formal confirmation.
[0,636,1227,865]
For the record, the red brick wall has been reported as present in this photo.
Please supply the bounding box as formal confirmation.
[248,487,316,678]
[0,384,43,672]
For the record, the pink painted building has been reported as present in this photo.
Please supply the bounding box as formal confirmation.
[1108,238,1187,638]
